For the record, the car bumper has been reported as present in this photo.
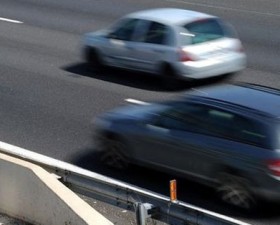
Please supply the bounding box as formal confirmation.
[251,174,280,202]
[175,53,246,79]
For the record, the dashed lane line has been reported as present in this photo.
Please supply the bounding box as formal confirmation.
[0,17,23,24]
[125,98,150,105]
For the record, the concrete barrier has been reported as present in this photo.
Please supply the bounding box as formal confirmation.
[0,153,113,225]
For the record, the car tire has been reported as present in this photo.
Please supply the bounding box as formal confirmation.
[100,136,130,170]
[161,65,181,90]
[85,47,103,71]
[216,173,256,210]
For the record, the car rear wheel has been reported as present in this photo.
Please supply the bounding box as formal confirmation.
[216,173,256,210]
[161,65,180,90]
[100,137,130,170]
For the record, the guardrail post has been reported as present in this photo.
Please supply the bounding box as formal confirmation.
[136,203,157,225]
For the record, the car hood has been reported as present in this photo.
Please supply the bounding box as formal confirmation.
[85,29,108,37]
[100,103,168,121]
[84,29,109,44]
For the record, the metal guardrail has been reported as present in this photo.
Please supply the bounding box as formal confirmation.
[0,141,251,225]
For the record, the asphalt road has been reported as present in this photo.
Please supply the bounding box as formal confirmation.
[0,1,279,224]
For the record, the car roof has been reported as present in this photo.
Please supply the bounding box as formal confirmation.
[185,83,280,118]
[126,8,215,25]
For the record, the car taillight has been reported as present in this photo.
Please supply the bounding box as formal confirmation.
[267,160,280,176]
[178,49,195,62]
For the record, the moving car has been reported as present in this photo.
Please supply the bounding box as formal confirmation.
[83,8,246,85]
[93,83,280,209]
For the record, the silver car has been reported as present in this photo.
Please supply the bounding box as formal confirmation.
[83,8,246,84]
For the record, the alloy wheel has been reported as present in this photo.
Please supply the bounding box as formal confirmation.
[100,138,129,170]
[217,174,256,210]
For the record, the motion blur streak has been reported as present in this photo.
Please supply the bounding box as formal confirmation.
[0,17,23,23]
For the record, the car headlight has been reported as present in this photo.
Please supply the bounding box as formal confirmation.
[92,117,111,130]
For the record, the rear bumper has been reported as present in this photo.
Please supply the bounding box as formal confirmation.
[174,53,246,79]
[251,174,280,202]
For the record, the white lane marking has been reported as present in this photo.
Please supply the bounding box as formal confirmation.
[125,98,150,105]
[166,0,280,17]
[0,17,23,24]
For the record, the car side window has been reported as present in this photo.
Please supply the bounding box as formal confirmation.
[144,22,169,45]
[109,19,139,41]
[155,103,267,147]
[204,109,235,137]
[154,103,206,131]
[154,108,187,130]
[233,116,267,147]
[202,108,267,147]
[132,19,150,42]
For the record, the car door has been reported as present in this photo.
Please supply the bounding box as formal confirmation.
[148,103,214,177]
[128,21,175,73]
[129,102,211,177]
[102,18,139,68]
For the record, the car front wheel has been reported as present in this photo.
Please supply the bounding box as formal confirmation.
[99,136,130,170]
[161,64,182,90]
[85,47,103,71]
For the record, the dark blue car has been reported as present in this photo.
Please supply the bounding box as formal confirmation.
[93,83,280,209]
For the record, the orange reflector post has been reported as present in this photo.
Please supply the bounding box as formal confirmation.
[170,179,177,202]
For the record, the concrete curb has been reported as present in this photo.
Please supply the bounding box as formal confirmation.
[0,153,114,225]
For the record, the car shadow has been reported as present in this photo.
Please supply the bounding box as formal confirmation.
[62,62,226,92]
[70,149,280,222]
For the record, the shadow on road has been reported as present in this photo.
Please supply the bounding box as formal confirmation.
[62,62,227,92]
[70,149,280,223]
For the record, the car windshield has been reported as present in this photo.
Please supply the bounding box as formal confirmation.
[182,18,234,44]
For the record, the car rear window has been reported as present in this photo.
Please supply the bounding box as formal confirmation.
[182,18,234,44]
